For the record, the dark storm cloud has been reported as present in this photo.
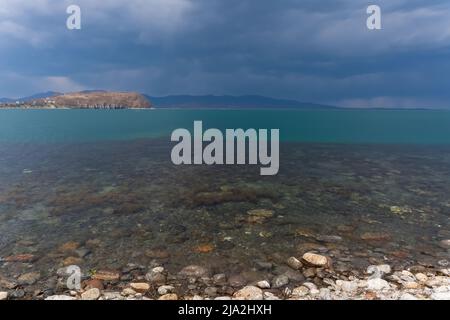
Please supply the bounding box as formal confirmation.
[1,0,450,107]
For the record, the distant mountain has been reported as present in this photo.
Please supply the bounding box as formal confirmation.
[144,94,336,109]
[0,97,13,103]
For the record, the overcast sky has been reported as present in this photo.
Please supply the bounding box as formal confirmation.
[1,0,450,107]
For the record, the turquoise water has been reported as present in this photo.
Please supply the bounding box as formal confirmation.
[1,109,450,144]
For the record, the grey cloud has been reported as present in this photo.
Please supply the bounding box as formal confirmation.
[0,0,449,108]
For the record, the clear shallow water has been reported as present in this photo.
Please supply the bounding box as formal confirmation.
[0,109,449,295]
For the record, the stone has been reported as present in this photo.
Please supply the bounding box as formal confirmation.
[130,283,150,292]
[75,248,91,258]
[45,295,76,300]
[63,256,83,266]
[291,286,309,298]
[84,279,104,291]
[431,292,450,300]
[315,235,343,243]
[92,270,121,281]
[319,288,332,300]
[286,257,302,270]
[367,278,390,291]
[302,252,328,267]
[303,268,316,278]
[368,264,391,275]
[247,209,274,218]
[228,274,247,288]
[0,292,7,300]
[263,292,280,300]
[283,269,305,282]
[438,260,449,267]
[256,280,271,289]
[81,288,101,300]
[0,276,17,289]
[400,293,418,300]
[271,275,289,288]
[121,288,136,296]
[179,265,209,278]
[255,261,273,271]
[212,273,227,285]
[336,280,358,293]
[215,296,232,300]
[360,232,391,241]
[439,239,450,249]
[158,293,178,300]
[4,254,37,263]
[414,273,428,283]
[18,272,41,285]
[59,241,80,252]
[158,285,175,295]
[103,292,125,300]
[367,264,391,279]
[152,266,164,273]
[145,271,166,285]
[390,206,412,215]
[403,281,420,289]
[194,244,215,253]
[204,287,218,296]
[233,286,263,300]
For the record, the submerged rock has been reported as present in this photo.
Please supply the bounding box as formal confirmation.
[439,239,450,249]
[18,272,41,285]
[179,265,210,278]
[247,209,274,218]
[286,257,302,270]
[92,270,121,281]
[4,254,37,263]
[360,232,391,241]
[272,275,289,288]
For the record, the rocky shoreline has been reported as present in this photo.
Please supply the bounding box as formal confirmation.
[1,251,449,301]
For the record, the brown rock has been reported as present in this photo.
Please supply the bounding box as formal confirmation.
[63,256,83,266]
[92,270,121,281]
[130,283,150,292]
[83,279,104,291]
[302,252,329,267]
[360,232,391,241]
[194,244,215,253]
[158,293,178,300]
[59,241,80,252]
[4,254,37,263]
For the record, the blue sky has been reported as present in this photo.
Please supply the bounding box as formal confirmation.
[1,0,450,107]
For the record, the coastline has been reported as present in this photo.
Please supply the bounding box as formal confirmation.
[1,255,449,300]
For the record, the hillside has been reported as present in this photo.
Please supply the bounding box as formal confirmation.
[1,91,152,109]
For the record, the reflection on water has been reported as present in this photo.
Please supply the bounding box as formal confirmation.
[0,140,449,291]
